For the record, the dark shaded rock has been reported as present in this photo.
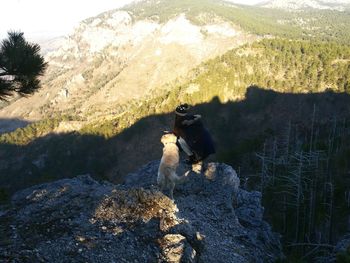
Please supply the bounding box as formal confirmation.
[0,162,283,262]
[320,233,350,263]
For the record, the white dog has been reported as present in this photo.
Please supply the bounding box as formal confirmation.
[157,133,188,199]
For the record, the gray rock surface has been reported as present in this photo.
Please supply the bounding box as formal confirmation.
[0,162,283,262]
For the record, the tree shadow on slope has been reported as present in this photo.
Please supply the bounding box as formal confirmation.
[1,86,350,198]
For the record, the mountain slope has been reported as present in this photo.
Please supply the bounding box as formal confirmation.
[0,4,256,127]
[2,0,350,134]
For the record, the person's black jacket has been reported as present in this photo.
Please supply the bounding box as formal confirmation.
[173,114,215,161]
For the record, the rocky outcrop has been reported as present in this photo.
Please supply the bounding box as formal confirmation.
[0,162,283,262]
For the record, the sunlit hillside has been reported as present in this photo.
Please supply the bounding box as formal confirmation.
[1,0,350,134]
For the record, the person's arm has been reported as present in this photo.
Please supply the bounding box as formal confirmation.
[182,115,201,126]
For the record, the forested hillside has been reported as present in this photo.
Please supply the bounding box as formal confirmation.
[123,0,350,43]
[1,38,349,183]
[80,38,350,136]
[2,38,349,144]
[2,0,350,130]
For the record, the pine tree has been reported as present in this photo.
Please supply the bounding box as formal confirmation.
[0,31,47,99]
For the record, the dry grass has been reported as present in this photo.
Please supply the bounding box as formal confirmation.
[94,188,180,231]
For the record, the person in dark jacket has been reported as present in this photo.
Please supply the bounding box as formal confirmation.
[173,103,215,164]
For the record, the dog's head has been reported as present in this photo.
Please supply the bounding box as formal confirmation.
[161,133,177,145]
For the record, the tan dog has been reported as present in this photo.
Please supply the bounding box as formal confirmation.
[157,133,188,199]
